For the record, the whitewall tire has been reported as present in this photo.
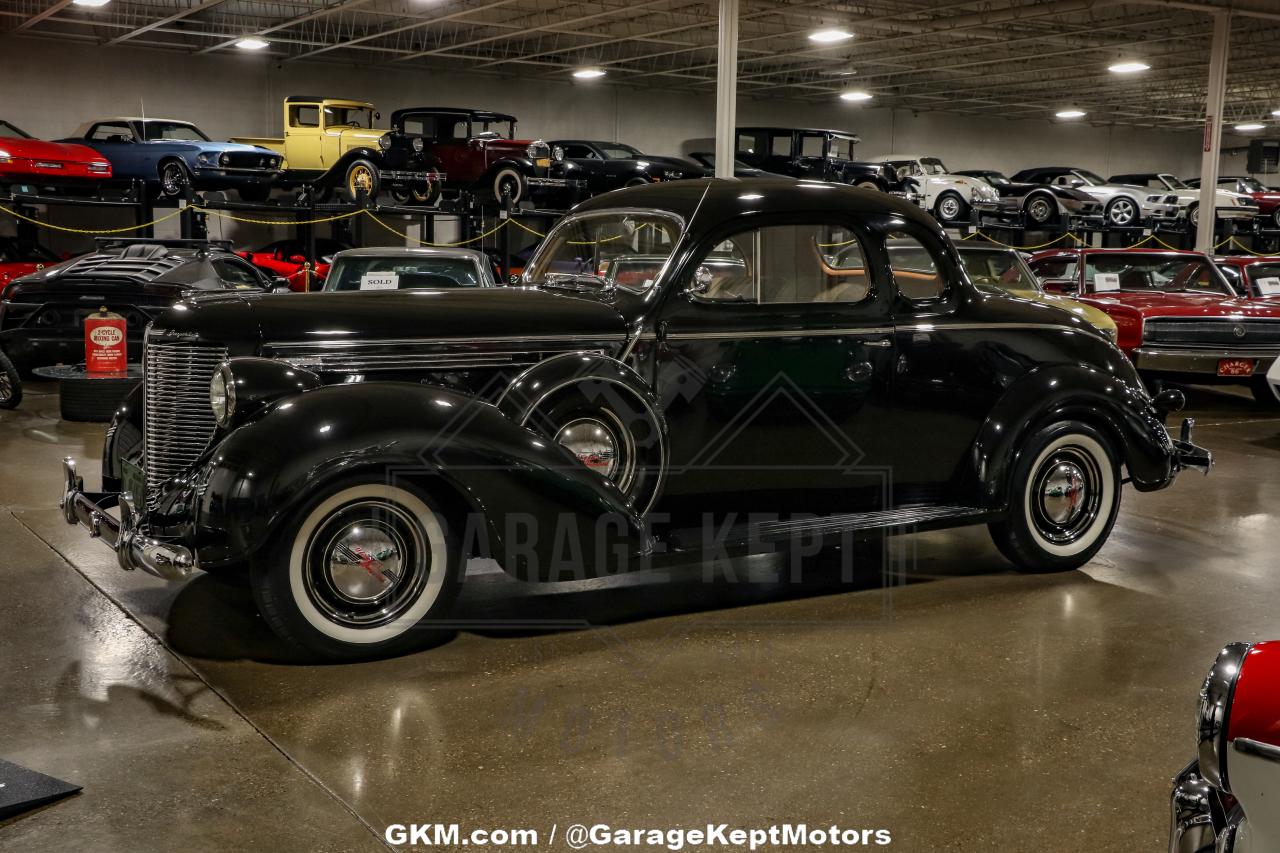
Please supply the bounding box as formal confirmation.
[989,422,1121,572]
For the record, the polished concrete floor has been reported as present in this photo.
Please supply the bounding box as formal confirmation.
[1,379,1278,851]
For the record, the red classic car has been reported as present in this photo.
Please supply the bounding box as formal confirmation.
[1189,175,1280,228]
[1028,247,1280,404]
[0,118,111,191]
[0,236,61,289]
[1214,255,1280,300]
[237,238,350,292]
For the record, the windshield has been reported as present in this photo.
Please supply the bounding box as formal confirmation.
[324,106,375,129]
[324,255,485,291]
[978,171,1010,186]
[956,248,1039,292]
[525,212,682,293]
[1073,169,1107,186]
[0,238,57,264]
[600,144,643,160]
[920,157,949,175]
[1239,262,1280,298]
[828,136,858,161]
[0,120,30,139]
[143,121,210,142]
[1239,177,1268,193]
[1159,174,1191,190]
[474,119,514,139]
[1084,253,1231,296]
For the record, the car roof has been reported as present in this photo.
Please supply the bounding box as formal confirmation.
[871,154,930,161]
[570,177,938,231]
[284,95,372,105]
[737,127,861,139]
[332,247,490,261]
[1215,255,1280,264]
[88,117,191,125]
[392,107,516,122]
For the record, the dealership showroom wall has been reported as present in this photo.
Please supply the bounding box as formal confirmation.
[5,1,1280,852]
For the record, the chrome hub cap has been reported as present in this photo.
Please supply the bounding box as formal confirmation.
[1109,199,1135,225]
[940,198,960,219]
[1031,447,1103,545]
[1028,198,1052,222]
[555,417,619,478]
[304,500,428,628]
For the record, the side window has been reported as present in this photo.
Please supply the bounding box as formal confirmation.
[215,259,266,287]
[770,134,793,157]
[885,232,947,301]
[289,105,319,129]
[799,135,825,158]
[400,117,432,136]
[694,223,870,305]
[736,132,762,155]
[564,144,597,159]
[90,123,134,142]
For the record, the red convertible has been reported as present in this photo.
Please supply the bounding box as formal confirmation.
[0,236,61,289]
[237,238,350,292]
[1,118,111,191]
[1028,247,1280,404]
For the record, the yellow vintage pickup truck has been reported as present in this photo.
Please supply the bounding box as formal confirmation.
[233,95,440,203]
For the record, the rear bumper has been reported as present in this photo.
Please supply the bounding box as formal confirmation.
[60,457,195,581]
[1133,346,1280,376]
[1170,417,1212,475]
[1171,759,1241,853]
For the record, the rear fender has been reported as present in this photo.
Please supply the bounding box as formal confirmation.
[965,363,1174,507]
[193,382,650,580]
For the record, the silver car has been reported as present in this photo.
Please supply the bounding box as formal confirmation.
[1009,166,1181,228]
[322,247,499,291]
[1110,172,1258,227]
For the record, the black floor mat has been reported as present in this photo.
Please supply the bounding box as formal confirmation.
[0,759,80,820]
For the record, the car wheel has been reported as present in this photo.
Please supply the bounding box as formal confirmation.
[250,480,463,660]
[1024,194,1057,226]
[854,180,882,191]
[158,160,190,197]
[934,192,969,224]
[1250,377,1280,408]
[1272,208,1280,229]
[0,350,22,410]
[988,421,1121,573]
[1188,203,1200,228]
[1105,197,1138,227]
[522,381,666,515]
[492,167,525,205]
[344,159,380,203]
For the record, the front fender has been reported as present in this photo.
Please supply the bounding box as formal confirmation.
[965,363,1175,508]
[496,351,659,423]
[193,382,649,580]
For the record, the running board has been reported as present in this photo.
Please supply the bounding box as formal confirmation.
[664,505,994,552]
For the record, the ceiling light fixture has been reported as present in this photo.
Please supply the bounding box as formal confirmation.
[1271,109,1280,117]
[1235,122,1266,132]
[71,0,112,7]
[572,67,606,79]
[839,90,873,102]
[809,28,853,43]
[235,37,270,49]
[1055,109,1087,119]
[1108,61,1150,74]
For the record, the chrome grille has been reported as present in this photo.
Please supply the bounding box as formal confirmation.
[1143,318,1280,348]
[143,339,226,508]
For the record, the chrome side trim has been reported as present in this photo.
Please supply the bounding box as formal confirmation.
[664,326,894,341]
[265,334,627,351]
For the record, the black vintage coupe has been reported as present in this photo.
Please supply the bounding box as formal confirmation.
[551,139,703,194]
[62,180,1209,659]
[735,127,901,191]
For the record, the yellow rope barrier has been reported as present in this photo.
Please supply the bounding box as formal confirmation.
[196,206,366,226]
[1226,236,1280,258]
[0,203,187,235]
[363,210,512,247]
[965,229,1085,251]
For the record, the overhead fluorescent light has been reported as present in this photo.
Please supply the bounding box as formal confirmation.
[1108,61,1150,74]
[572,67,606,79]
[1235,123,1266,132]
[839,90,873,102]
[809,28,853,43]
[1271,109,1280,117]
[72,0,112,7]
[1055,109,1087,119]
[235,37,270,50]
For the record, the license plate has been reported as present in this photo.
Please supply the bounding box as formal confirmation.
[535,158,550,168]
[1218,358,1256,377]
[120,458,146,510]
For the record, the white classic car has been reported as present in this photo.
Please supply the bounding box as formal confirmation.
[868,154,1003,224]
[1009,166,1182,228]
[1110,172,1258,227]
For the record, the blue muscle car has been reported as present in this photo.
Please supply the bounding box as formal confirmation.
[62,118,282,201]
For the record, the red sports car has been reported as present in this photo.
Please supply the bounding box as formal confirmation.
[1214,255,1280,300]
[237,238,349,292]
[0,118,111,190]
[1189,175,1280,228]
[1028,247,1280,404]
[0,236,61,289]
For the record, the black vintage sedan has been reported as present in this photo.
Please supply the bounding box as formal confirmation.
[552,139,702,194]
[61,179,1210,659]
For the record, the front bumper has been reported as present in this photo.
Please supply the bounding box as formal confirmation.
[1134,347,1280,376]
[59,457,195,581]
[1170,417,1212,475]
[1171,760,1240,853]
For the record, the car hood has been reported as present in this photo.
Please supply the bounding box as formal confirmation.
[146,140,279,156]
[1,136,106,164]
[153,287,629,350]
[1078,291,1280,317]
[1005,288,1116,330]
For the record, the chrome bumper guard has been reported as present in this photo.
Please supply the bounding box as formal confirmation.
[1171,418,1213,475]
[1171,760,1235,853]
[1135,347,1280,375]
[59,458,195,581]
[378,169,441,182]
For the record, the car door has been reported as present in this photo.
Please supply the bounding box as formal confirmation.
[562,143,606,192]
[653,215,897,526]
[285,103,324,170]
[84,122,142,179]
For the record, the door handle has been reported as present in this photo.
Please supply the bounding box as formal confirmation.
[847,362,874,382]
[859,338,892,347]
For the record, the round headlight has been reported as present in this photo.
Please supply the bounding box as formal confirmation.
[1197,642,1251,791]
[526,143,538,159]
[378,133,392,151]
[412,137,424,153]
[219,153,230,166]
[209,364,236,428]
[197,153,210,165]
[552,145,565,162]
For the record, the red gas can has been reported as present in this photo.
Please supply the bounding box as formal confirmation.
[85,306,127,377]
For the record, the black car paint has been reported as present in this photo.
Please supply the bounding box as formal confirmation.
[734,127,901,191]
[551,140,703,194]
[112,179,1183,579]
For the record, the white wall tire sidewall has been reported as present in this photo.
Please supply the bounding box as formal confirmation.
[287,484,448,645]
[1021,433,1115,558]
[493,167,524,204]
